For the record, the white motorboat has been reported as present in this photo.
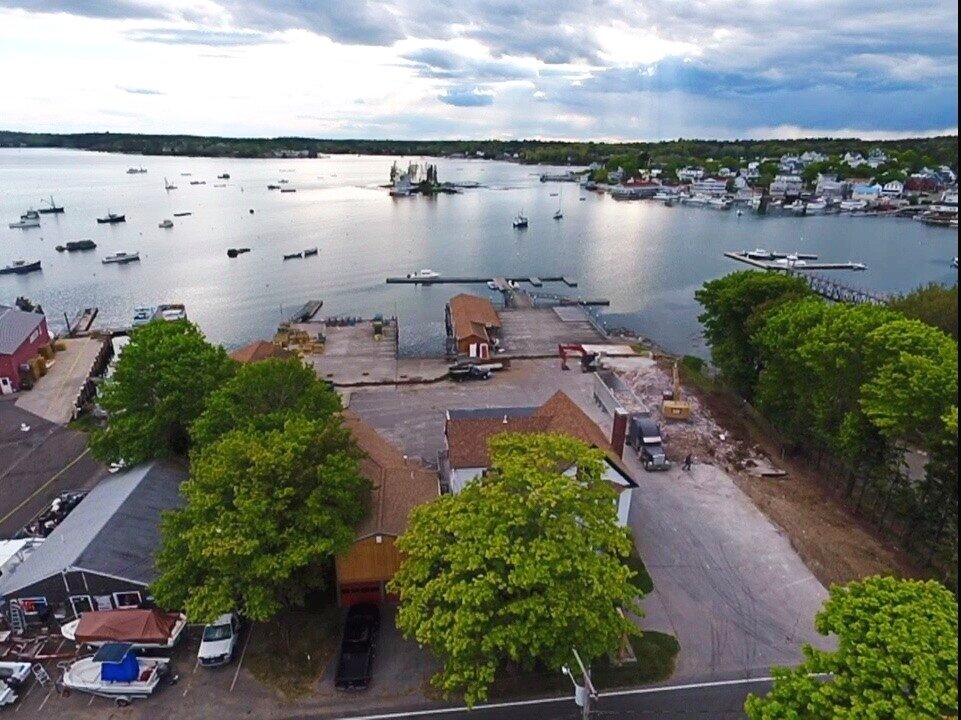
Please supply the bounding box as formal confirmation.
[746,248,775,260]
[406,268,440,280]
[486,280,498,290]
[131,306,156,327]
[61,643,168,703]
[805,200,828,213]
[102,252,140,265]
[786,200,806,214]
[851,263,867,271]
[8,218,40,229]
[512,212,529,228]
[61,609,188,650]
[707,197,732,210]
[21,209,40,220]
[159,219,174,228]
[840,199,867,212]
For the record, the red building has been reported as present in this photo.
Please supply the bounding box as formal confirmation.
[0,305,50,394]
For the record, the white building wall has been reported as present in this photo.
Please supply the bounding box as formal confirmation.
[450,467,485,494]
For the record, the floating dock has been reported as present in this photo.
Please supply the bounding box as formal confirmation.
[290,300,324,323]
[386,275,578,287]
[724,252,865,271]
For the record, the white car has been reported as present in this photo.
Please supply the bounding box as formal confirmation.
[197,613,240,667]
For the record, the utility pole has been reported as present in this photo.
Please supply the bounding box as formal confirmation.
[562,648,599,720]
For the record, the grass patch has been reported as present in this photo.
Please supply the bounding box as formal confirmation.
[486,631,679,701]
[624,548,654,595]
[68,412,102,434]
[244,605,341,698]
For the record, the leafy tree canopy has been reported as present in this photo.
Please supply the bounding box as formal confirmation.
[889,283,958,340]
[190,357,341,448]
[390,433,640,706]
[90,320,235,464]
[695,271,812,397]
[745,576,958,720]
[152,417,368,622]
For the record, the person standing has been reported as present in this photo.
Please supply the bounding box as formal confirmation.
[682,453,693,471]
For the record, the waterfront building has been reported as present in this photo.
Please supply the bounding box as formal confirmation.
[676,166,705,182]
[851,183,883,202]
[446,294,501,358]
[0,304,50,394]
[816,174,848,199]
[881,180,905,197]
[769,174,804,198]
[691,177,728,196]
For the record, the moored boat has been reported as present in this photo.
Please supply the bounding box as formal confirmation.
[38,196,65,214]
[512,211,528,228]
[406,268,440,280]
[55,239,97,252]
[126,166,147,174]
[97,212,126,224]
[8,218,40,229]
[283,251,303,260]
[0,260,42,275]
[227,248,251,258]
[158,219,174,228]
[303,247,319,257]
[217,173,230,179]
[102,252,140,265]
[61,643,169,703]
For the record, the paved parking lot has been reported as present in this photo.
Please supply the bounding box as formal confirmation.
[349,359,833,681]
[15,337,105,425]
[0,399,106,536]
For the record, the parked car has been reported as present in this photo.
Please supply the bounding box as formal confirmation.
[449,364,491,382]
[0,662,31,689]
[197,613,241,667]
[334,604,380,691]
[627,416,671,471]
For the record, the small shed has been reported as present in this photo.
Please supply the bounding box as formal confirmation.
[446,294,501,358]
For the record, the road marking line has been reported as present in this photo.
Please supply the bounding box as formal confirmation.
[329,676,793,720]
[0,447,91,527]
[37,689,53,712]
[230,622,254,692]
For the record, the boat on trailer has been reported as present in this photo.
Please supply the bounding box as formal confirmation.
[60,643,169,706]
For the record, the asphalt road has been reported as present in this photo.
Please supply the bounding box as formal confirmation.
[317,678,771,719]
[0,398,106,535]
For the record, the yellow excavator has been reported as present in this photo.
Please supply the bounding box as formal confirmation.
[662,361,692,421]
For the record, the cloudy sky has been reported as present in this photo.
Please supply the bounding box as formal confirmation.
[0,0,957,141]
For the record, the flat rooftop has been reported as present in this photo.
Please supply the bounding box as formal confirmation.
[498,306,606,356]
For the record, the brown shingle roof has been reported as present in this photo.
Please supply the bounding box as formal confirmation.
[449,294,500,343]
[345,413,439,539]
[229,340,295,364]
[446,391,613,468]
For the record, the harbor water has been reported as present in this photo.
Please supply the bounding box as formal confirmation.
[1,149,957,357]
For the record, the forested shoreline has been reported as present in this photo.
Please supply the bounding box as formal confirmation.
[696,273,958,590]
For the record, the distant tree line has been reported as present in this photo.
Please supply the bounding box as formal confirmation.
[0,130,956,169]
[696,272,959,590]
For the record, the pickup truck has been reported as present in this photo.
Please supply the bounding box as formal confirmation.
[448,364,491,382]
[334,604,380,691]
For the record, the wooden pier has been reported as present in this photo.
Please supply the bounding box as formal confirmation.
[386,275,578,287]
[724,252,886,305]
[290,300,323,323]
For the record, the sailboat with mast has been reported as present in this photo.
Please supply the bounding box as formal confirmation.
[38,195,65,214]
[553,188,563,219]
[164,177,177,190]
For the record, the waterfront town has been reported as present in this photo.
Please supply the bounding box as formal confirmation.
[1,0,958,716]
[1,245,957,717]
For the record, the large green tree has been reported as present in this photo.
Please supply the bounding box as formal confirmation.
[745,576,958,720]
[190,357,341,448]
[152,418,368,621]
[695,271,811,397]
[889,283,958,340]
[390,433,640,706]
[91,320,235,464]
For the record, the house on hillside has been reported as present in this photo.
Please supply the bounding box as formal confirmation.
[446,293,501,358]
[334,415,439,606]
[881,180,904,197]
[229,340,295,364]
[0,460,186,630]
[815,174,847,199]
[851,183,883,202]
[0,305,50,394]
[691,178,728,196]
[441,391,637,526]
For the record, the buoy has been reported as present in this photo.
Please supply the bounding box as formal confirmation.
[249,209,254,214]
